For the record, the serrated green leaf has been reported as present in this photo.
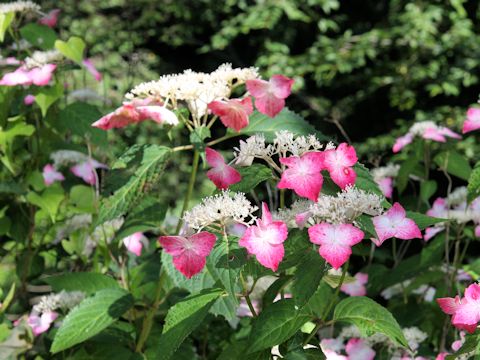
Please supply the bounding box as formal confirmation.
[248,299,310,352]
[44,272,119,295]
[278,229,311,271]
[26,185,64,222]
[0,12,14,42]
[55,36,85,64]
[228,163,272,193]
[51,288,134,353]
[467,162,480,203]
[406,211,445,230]
[434,151,472,181]
[292,251,326,306]
[19,23,57,50]
[333,296,408,348]
[239,108,325,141]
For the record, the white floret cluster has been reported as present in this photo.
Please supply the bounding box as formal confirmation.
[33,290,85,314]
[0,1,40,14]
[371,163,400,182]
[50,150,90,168]
[25,50,63,68]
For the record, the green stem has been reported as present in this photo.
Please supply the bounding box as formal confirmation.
[175,149,200,234]
[240,272,257,317]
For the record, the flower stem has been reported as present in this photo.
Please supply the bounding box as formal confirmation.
[175,149,200,234]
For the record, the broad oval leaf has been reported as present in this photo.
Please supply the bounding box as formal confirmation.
[292,251,326,307]
[434,150,472,181]
[333,296,408,348]
[51,288,134,353]
[228,164,272,193]
[44,272,119,295]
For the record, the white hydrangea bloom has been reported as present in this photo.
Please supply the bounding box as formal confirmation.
[371,164,400,182]
[0,1,40,14]
[25,50,63,68]
[275,199,312,227]
[447,186,467,206]
[83,218,124,256]
[33,290,85,314]
[50,150,90,168]
[183,191,258,230]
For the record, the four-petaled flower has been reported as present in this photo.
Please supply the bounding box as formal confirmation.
[308,223,364,269]
[205,147,241,189]
[463,108,480,134]
[239,203,288,271]
[277,151,324,202]
[372,202,422,246]
[208,98,253,132]
[42,164,65,186]
[159,232,217,278]
[246,75,294,118]
[322,143,358,189]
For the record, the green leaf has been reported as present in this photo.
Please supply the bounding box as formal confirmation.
[0,121,35,151]
[248,299,310,352]
[51,288,134,353]
[55,36,85,64]
[304,281,334,317]
[292,251,326,306]
[146,288,223,360]
[333,296,408,348]
[397,157,417,193]
[406,211,445,230]
[189,126,211,148]
[69,185,96,213]
[44,272,119,295]
[19,23,57,50]
[97,145,171,225]
[278,229,311,271]
[26,185,64,222]
[228,164,272,193]
[35,84,63,117]
[239,108,325,141]
[0,12,14,42]
[54,102,107,146]
[467,162,480,202]
[354,163,383,196]
[420,180,437,202]
[434,151,472,181]
[263,275,294,308]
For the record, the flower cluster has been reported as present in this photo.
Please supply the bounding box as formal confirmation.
[0,1,40,14]
[371,163,400,198]
[24,50,63,68]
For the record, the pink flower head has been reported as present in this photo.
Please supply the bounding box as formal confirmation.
[122,232,145,256]
[28,64,57,86]
[437,283,480,333]
[39,9,61,27]
[392,133,414,153]
[205,147,241,189]
[207,97,253,132]
[24,94,35,105]
[341,272,368,297]
[345,338,376,360]
[246,74,294,118]
[42,164,65,186]
[92,99,178,130]
[372,202,422,246]
[82,59,102,82]
[158,231,217,278]
[322,143,358,189]
[277,151,324,202]
[308,223,364,269]
[463,108,480,134]
[422,126,461,142]
[427,198,448,218]
[239,203,288,271]
[70,159,107,185]
[27,311,58,336]
[423,226,444,242]
[376,177,394,198]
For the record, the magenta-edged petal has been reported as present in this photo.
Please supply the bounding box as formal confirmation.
[158,236,186,256]
[246,75,294,118]
[208,97,253,132]
[345,338,376,360]
[122,232,144,256]
[392,133,413,153]
[278,152,324,202]
[188,232,217,257]
[372,202,421,243]
[39,9,61,27]
[322,143,357,189]
[427,197,447,218]
[0,67,32,86]
[82,59,102,82]
[92,102,142,130]
[295,211,311,229]
[254,95,285,118]
[205,147,225,168]
[340,273,368,297]
[464,283,480,301]
[172,250,208,278]
[463,108,480,134]
[205,147,241,189]
[270,74,295,99]
[437,296,461,315]
[70,161,97,185]
[377,177,393,198]
[42,164,65,186]
[308,223,364,269]
[440,127,461,139]
[423,226,444,241]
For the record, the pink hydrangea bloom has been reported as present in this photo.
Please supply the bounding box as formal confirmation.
[322,143,358,189]
[205,147,241,189]
[371,202,422,246]
[422,126,461,142]
[24,94,35,105]
[341,272,368,296]
[277,151,324,202]
[82,59,102,82]
[158,231,217,278]
[122,232,145,256]
[39,9,61,27]
[376,177,394,198]
[27,311,58,336]
[427,198,448,218]
[423,226,444,242]
[207,97,253,132]
[246,75,294,117]
[92,99,178,130]
[70,159,107,185]
[239,203,288,271]
[463,108,480,134]
[437,283,480,333]
[345,338,376,360]
[42,164,65,186]
[0,64,57,86]
[308,223,364,269]
[393,133,414,153]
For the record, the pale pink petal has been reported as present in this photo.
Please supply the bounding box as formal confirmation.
[422,127,446,142]
[392,133,413,153]
[28,64,57,86]
[372,203,421,243]
[28,312,58,336]
[427,198,448,218]
[205,147,226,168]
[92,102,143,130]
[136,105,179,125]
[70,161,97,185]
[188,232,217,257]
[377,177,394,198]
[345,338,376,360]
[463,108,480,134]
[39,9,61,27]
[42,164,65,186]
[0,67,32,86]
[440,127,461,140]
[24,94,35,105]
[308,223,364,269]
[82,59,102,82]
[270,75,295,99]
[341,273,368,297]
[322,349,348,360]
[122,232,144,256]
[322,143,357,189]
[208,97,253,132]
[423,226,444,241]
[452,299,480,331]
[172,249,208,278]
[475,225,480,238]
[277,152,324,202]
